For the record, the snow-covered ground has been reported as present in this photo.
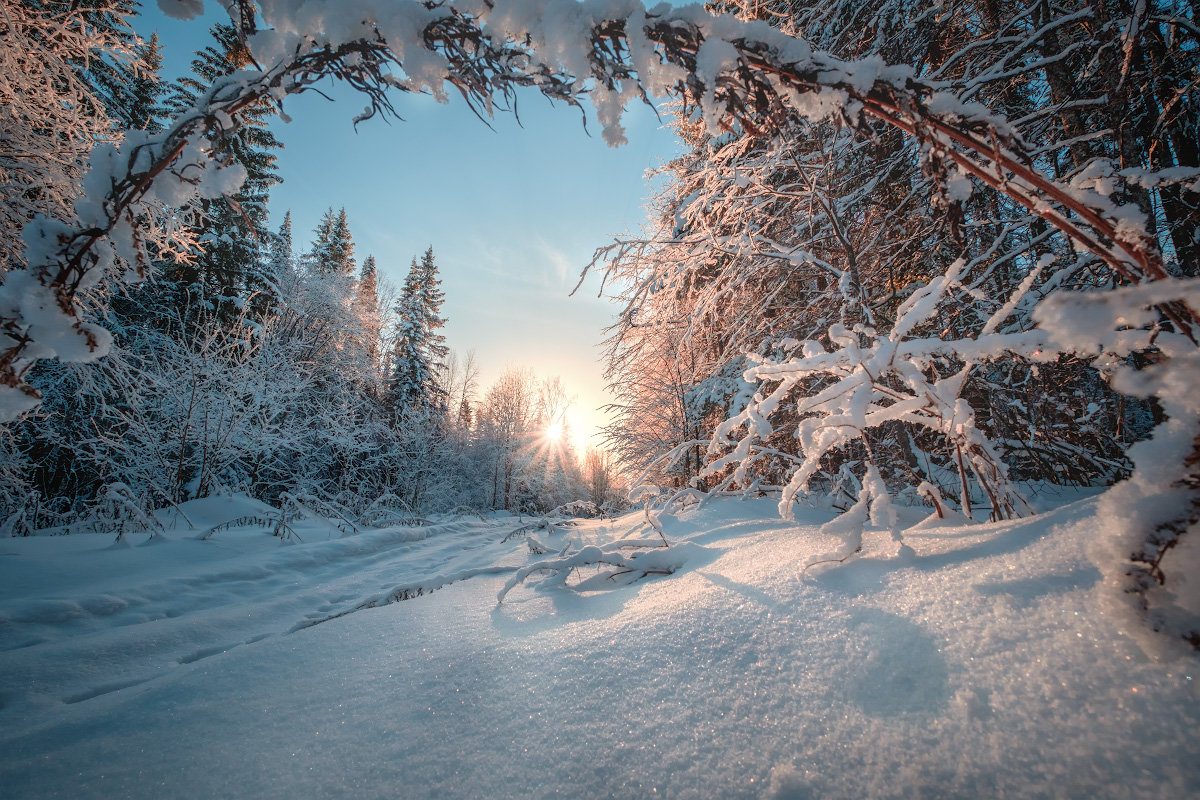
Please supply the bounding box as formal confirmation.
[0,492,1196,799]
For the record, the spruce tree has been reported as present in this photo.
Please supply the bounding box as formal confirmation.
[164,23,283,320]
[106,31,191,333]
[266,211,295,285]
[330,209,357,277]
[306,207,356,276]
[415,246,448,385]
[356,255,378,308]
[389,247,448,414]
[354,255,382,374]
[122,33,166,133]
[71,0,143,129]
[253,210,295,316]
[297,207,360,365]
[390,259,426,411]
[305,209,335,274]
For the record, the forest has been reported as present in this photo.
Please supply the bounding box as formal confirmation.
[1,3,625,529]
[2,0,1199,645]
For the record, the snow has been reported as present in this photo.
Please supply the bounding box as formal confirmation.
[1,491,1196,799]
[156,0,205,20]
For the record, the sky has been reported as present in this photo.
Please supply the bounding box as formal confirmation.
[136,3,684,454]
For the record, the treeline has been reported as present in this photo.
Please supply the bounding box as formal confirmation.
[0,4,620,532]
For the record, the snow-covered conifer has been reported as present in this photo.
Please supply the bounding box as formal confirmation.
[389,247,448,414]
[306,207,357,277]
[353,255,383,377]
[163,23,282,319]
[264,212,296,292]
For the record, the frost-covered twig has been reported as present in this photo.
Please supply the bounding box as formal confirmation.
[195,515,280,540]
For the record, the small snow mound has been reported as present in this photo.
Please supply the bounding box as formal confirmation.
[157,494,280,532]
[844,609,950,717]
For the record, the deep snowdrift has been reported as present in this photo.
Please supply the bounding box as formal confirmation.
[0,492,1196,799]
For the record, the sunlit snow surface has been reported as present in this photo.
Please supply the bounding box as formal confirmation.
[0,492,1196,799]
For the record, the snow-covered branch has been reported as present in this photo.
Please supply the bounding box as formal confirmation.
[6,0,1194,418]
[496,539,700,602]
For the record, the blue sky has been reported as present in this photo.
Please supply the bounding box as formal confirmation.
[137,4,683,451]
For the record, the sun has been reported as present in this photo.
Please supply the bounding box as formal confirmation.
[545,420,563,443]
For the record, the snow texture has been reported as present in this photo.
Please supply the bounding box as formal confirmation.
[0,491,1196,799]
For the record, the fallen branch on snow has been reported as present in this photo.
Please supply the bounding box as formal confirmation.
[497,541,702,603]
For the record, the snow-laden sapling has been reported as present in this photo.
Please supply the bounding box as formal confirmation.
[704,257,1033,524]
[196,514,282,541]
[95,482,164,543]
[0,493,37,538]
